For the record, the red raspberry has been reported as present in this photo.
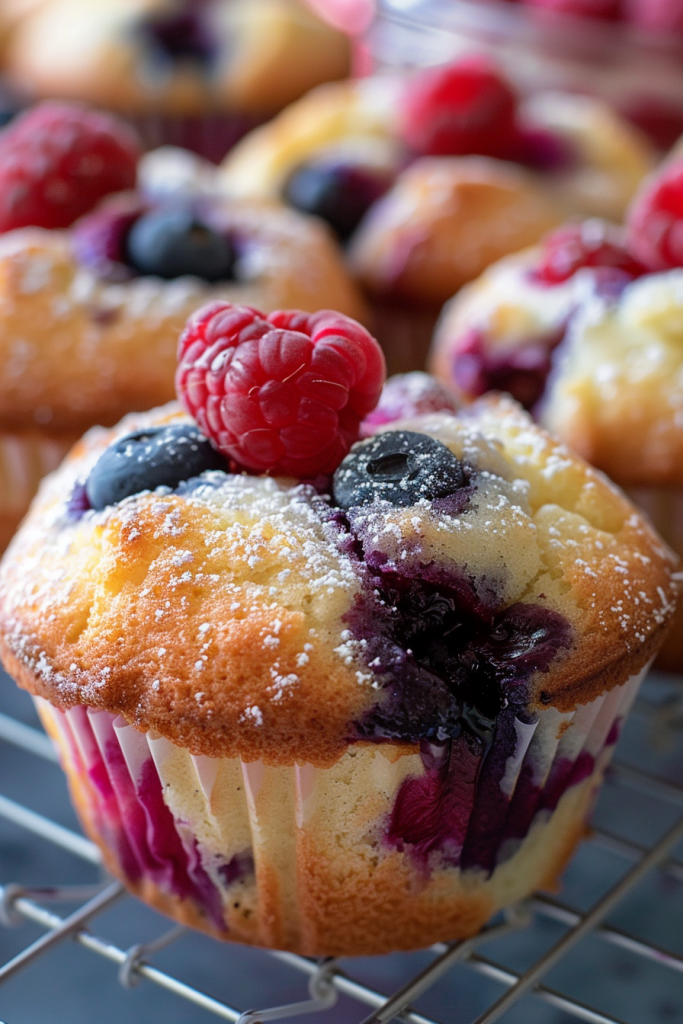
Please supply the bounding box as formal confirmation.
[626,0,683,33]
[0,101,140,233]
[176,302,386,478]
[524,0,622,19]
[399,57,519,159]
[627,159,683,271]
[360,372,459,437]
[534,220,645,285]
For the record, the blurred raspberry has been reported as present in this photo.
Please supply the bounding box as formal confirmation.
[399,57,519,158]
[360,372,459,437]
[627,159,683,271]
[176,302,386,477]
[534,220,645,284]
[524,0,622,18]
[626,0,683,33]
[0,101,140,233]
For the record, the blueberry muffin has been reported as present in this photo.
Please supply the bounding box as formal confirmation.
[0,303,675,954]
[5,0,351,162]
[220,59,654,371]
[431,151,683,668]
[0,109,365,553]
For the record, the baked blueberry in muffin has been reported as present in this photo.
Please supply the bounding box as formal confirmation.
[0,302,675,955]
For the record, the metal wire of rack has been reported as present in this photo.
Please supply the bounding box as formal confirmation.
[2,678,683,1024]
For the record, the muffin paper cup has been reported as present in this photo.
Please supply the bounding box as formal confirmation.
[125,112,264,164]
[628,486,683,672]
[369,300,442,377]
[0,431,75,552]
[35,663,646,954]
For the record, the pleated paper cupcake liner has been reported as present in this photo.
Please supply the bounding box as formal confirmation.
[125,112,264,164]
[35,663,646,955]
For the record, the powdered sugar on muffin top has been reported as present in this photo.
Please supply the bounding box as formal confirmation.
[0,396,676,764]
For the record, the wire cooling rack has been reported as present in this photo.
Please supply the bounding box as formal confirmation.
[3,673,683,1023]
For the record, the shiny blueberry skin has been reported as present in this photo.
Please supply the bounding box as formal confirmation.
[332,431,466,509]
[283,161,393,242]
[125,207,236,281]
[86,424,228,511]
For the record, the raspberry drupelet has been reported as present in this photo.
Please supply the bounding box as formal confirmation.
[176,302,386,477]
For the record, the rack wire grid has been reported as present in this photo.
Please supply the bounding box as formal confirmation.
[3,667,683,1024]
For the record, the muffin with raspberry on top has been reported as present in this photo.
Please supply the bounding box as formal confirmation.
[0,300,676,954]
[431,151,683,668]
[220,56,654,372]
[0,100,365,552]
[4,0,352,162]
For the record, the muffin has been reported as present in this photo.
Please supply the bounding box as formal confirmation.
[0,302,675,954]
[220,58,654,371]
[430,151,683,668]
[0,105,365,553]
[4,0,352,162]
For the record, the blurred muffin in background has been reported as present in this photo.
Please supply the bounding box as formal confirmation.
[4,0,352,162]
[0,100,365,551]
[220,57,654,373]
[430,151,683,668]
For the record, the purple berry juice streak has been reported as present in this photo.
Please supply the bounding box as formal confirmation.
[342,522,580,872]
[453,327,564,411]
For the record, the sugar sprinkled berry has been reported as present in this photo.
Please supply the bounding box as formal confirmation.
[332,430,465,509]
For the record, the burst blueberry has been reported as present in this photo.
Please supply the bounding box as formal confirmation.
[333,430,465,509]
[283,160,392,241]
[86,423,228,511]
[126,207,236,281]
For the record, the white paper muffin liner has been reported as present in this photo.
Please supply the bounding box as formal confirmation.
[35,663,647,954]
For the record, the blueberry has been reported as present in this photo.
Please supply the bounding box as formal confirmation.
[333,430,465,509]
[125,207,235,281]
[141,11,216,66]
[86,424,228,511]
[283,161,392,242]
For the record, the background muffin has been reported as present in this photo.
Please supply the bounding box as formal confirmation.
[4,0,352,161]
[0,103,364,551]
[220,58,654,372]
[431,152,683,669]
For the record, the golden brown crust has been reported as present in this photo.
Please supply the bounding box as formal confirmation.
[0,207,366,435]
[0,397,677,766]
[348,158,563,305]
[6,0,350,116]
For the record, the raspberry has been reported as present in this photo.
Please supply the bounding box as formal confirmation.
[627,159,683,271]
[360,372,459,438]
[176,302,386,478]
[399,57,519,159]
[524,0,622,18]
[626,0,683,33]
[534,220,645,285]
[0,101,140,233]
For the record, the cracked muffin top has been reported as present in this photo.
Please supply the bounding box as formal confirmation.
[0,387,676,767]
